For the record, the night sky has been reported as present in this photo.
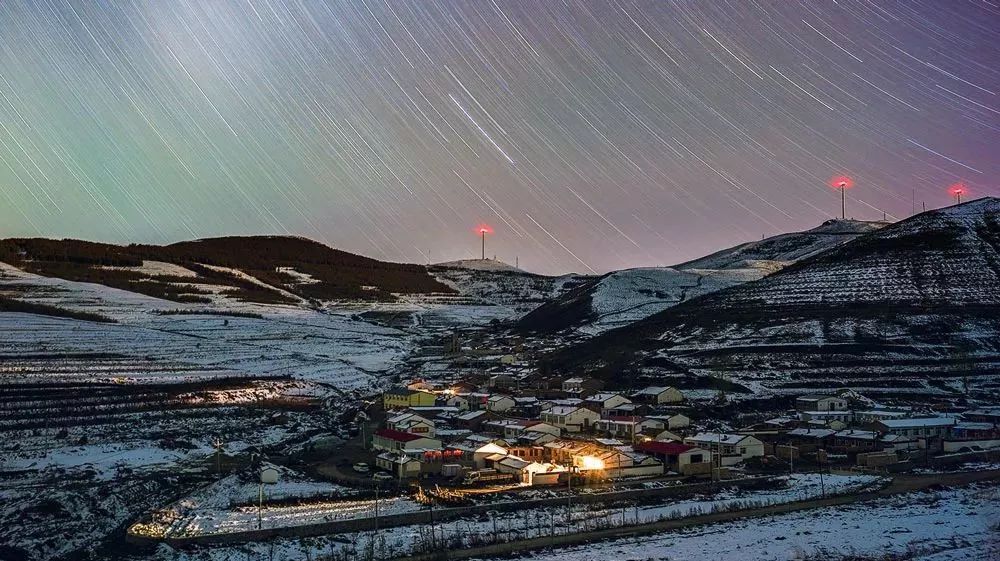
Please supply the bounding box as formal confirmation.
[0,1,997,274]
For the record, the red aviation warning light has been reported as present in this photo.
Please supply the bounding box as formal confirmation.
[949,183,966,204]
[476,224,493,259]
[829,175,854,219]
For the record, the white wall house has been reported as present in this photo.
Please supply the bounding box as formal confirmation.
[877,417,956,439]
[541,405,600,433]
[583,393,631,411]
[631,386,683,404]
[683,433,764,465]
[795,395,848,412]
[385,412,436,437]
[486,395,515,413]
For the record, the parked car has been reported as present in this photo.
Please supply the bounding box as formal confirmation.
[373,472,394,482]
[353,462,371,473]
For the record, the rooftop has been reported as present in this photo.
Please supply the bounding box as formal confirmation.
[374,428,427,442]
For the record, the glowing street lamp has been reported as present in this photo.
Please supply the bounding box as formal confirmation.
[829,175,855,220]
[949,183,966,204]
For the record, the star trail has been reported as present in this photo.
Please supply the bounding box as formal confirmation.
[0,1,997,274]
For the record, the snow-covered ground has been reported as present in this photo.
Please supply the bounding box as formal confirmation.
[475,484,1000,561]
[143,478,998,561]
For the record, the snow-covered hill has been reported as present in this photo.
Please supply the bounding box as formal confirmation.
[516,219,885,337]
[552,198,1000,400]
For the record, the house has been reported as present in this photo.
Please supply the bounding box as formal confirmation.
[876,417,955,439]
[486,395,516,413]
[799,410,852,429]
[582,393,631,412]
[785,428,835,448]
[880,434,919,452]
[594,418,641,440]
[795,395,848,412]
[522,462,567,485]
[962,408,1000,424]
[443,394,471,411]
[855,409,911,424]
[512,396,541,417]
[831,430,880,452]
[385,412,436,437]
[372,428,442,452]
[541,405,600,433]
[951,422,1000,440]
[487,373,518,390]
[683,433,764,465]
[375,452,421,478]
[561,377,604,395]
[383,387,437,410]
[452,410,491,430]
[943,422,1000,452]
[593,417,662,441]
[645,413,691,430]
[631,386,683,405]
[635,441,710,476]
[604,402,651,418]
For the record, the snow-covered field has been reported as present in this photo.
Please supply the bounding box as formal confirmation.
[476,483,1000,561]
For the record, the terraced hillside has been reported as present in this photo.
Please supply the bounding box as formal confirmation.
[516,219,886,336]
[551,198,1000,402]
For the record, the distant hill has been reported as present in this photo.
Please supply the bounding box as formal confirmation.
[434,258,525,273]
[429,262,589,314]
[549,198,1000,401]
[516,219,886,336]
[0,236,454,305]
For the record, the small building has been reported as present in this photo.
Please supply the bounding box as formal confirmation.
[795,394,848,412]
[372,428,442,452]
[876,417,955,439]
[486,395,516,413]
[487,373,518,389]
[634,441,710,475]
[561,377,604,395]
[582,393,631,412]
[631,386,683,405]
[784,428,835,451]
[541,405,600,433]
[512,396,541,417]
[645,413,691,430]
[376,452,421,478]
[383,387,437,410]
[962,408,1000,424]
[443,394,471,411]
[855,409,911,424]
[452,410,491,430]
[831,430,880,452]
[385,412,436,437]
[683,433,764,465]
[799,410,852,429]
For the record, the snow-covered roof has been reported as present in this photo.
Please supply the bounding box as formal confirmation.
[546,405,585,416]
[880,417,955,428]
[686,432,752,445]
[835,430,878,440]
[585,392,627,402]
[787,428,835,438]
[633,386,674,396]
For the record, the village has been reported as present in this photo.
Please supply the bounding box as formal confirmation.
[360,366,1000,491]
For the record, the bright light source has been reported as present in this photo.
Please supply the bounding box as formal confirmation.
[829,175,854,189]
[578,455,605,470]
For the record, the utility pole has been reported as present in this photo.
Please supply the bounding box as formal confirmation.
[480,228,487,260]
